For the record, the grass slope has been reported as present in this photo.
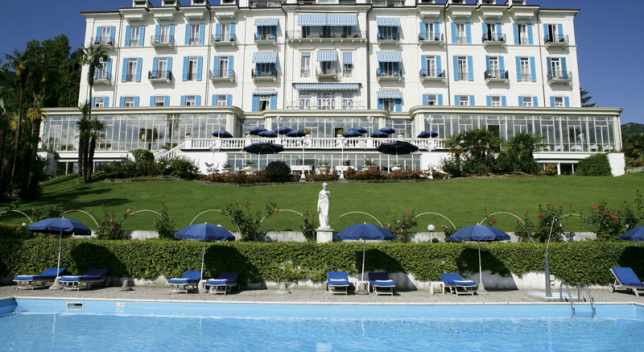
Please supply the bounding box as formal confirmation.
[1,173,642,232]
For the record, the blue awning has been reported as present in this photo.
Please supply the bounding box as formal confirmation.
[298,13,327,26]
[343,52,353,65]
[377,91,402,99]
[317,51,338,62]
[376,18,401,27]
[255,18,278,27]
[253,91,277,96]
[376,51,402,63]
[294,83,360,91]
[327,13,358,26]
[252,52,278,63]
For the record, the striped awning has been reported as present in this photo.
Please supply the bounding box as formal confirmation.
[253,91,277,96]
[376,51,402,63]
[294,83,360,91]
[252,52,278,63]
[376,18,401,27]
[298,13,327,26]
[301,52,311,57]
[343,52,353,65]
[327,13,358,26]
[377,91,402,99]
[255,18,278,27]
[317,51,338,62]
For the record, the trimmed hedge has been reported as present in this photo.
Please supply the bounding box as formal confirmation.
[1,239,642,286]
[576,153,612,176]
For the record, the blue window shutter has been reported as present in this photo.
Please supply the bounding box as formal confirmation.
[150,96,155,107]
[197,57,203,81]
[196,96,201,106]
[438,94,443,106]
[482,23,487,40]
[134,97,140,107]
[119,97,125,107]
[183,57,189,81]
[393,62,399,75]
[181,96,186,106]
[256,26,261,39]
[104,97,109,107]
[546,57,552,77]
[136,58,142,82]
[270,26,276,39]
[421,55,427,76]
[467,56,473,81]
[377,99,383,110]
[513,23,519,44]
[534,97,538,107]
[230,23,236,40]
[152,57,158,75]
[395,99,402,112]
[422,94,428,106]
[228,56,234,77]
[502,96,507,107]
[226,94,232,106]
[434,22,440,39]
[530,57,537,82]
[110,26,116,44]
[453,56,459,81]
[466,22,472,44]
[125,26,131,47]
[95,27,101,44]
[169,25,175,42]
[557,24,564,41]
[470,95,475,106]
[565,97,570,107]
[392,26,398,40]
[107,58,112,80]
[419,22,426,40]
[199,23,205,45]
[139,25,145,46]
[185,24,191,45]
[561,57,568,78]
[377,26,382,39]
[550,96,555,107]
[515,57,522,82]
[485,55,490,72]
[213,56,220,76]
[436,55,442,75]
[164,96,170,106]
[121,58,128,82]
[451,22,457,44]
[215,23,221,41]
[518,96,524,106]
[528,23,534,45]
[496,23,502,41]
[543,24,549,42]
[270,95,277,110]
[167,57,173,73]
[486,96,492,106]
[454,95,460,104]
[499,56,505,74]
[155,25,160,42]
[212,95,217,106]
[91,97,95,106]
[252,95,259,112]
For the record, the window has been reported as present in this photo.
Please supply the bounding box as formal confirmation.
[258,25,274,40]
[318,93,336,110]
[219,57,229,78]
[426,56,437,77]
[343,53,353,77]
[379,62,399,76]
[101,27,112,44]
[520,58,531,81]
[189,24,200,45]
[130,26,141,47]
[126,59,137,82]
[93,97,105,108]
[484,23,497,41]
[517,24,529,45]
[546,24,559,43]
[382,99,396,111]
[550,58,562,78]
[521,96,535,107]
[158,25,172,43]
[156,58,169,77]
[553,97,564,107]
[456,23,467,44]
[299,93,312,109]
[187,57,198,81]
[379,26,398,40]
[153,96,166,107]
[220,24,230,41]
[320,61,335,75]
[258,96,271,111]
[457,57,468,81]
[342,93,354,109]
[216,95,228,106]
[96,58,109,80]
[124,97,136,107]
[185,96,197,107]
[423,22,437,41]
[257,63,274,76]
[300,53,310,77]
[488,57,499,76]
[458,95,470,106]
[425,94,438,106]
[489,96,502,107]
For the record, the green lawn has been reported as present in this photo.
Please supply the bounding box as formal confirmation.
[1,173,642,232]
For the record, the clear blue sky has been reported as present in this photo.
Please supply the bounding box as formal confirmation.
[0,0,642,124]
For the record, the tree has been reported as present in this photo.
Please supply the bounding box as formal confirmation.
[24,93,47,199]
[580,87,596,108]
[3,49,29,190]
[78,45,108,121]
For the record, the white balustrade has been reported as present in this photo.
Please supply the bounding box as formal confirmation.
[180,137,445,151]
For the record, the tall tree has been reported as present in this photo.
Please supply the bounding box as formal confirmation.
[85,118,105,182]
[77,103,91,182]
[25,93,47,199]
[580,87,596,107]
[78,45,108,120]
[3,49,29,190]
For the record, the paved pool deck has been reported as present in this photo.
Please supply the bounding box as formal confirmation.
[2,285,642,304]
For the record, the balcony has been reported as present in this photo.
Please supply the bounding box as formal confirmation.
[420,70,446,83]
[287,30,366,44]
[251,69,277,82]
[286,100,365,110]
[547,71,572,85]
[151,35,174,48]
[91,36,114,50]
[376,69,402,82]
[250,0,282,8]
[419,33,444,46]
[316,68,338,81]
[209,70,235,83]
[482,34,506,47]
[545,35,569,49]
[148,70,173,83]
[378,35,399,45]
[211,35,237,46]
[484,70,509,83]
[254,34,277,45]
[94,73,112,85]
[373,0,404,7]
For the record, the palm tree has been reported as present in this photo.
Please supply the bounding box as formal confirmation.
[77,103,91,181]
[4,49,30,190]
[25,93,47,198]
[0,98,8,195]
[78,45,108,121]
[85,118,105,182]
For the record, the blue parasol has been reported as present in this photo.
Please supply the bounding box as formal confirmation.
[286,129,307,137]
[335,223,395,283]
[619,226,644,242]
[370,131,389,138]
[243,142,284,154]
[276,127,293,135]
[249,127,267,135]
[351,127,368,134]
[379,127,396,135]
[343,129,363,138]
[417,131,439,138]
[175,223,235,280]
[212,130,233,138]
[258,130,278,138]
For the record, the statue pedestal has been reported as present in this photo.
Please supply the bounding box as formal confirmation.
[316,228,334,243]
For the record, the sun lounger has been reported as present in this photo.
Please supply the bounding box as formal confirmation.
[326,271,350,295]
[13,267,67,290]
[440,273,477,295]
[609,267,644,297]
[205,272,239,295]
[168,270,202,294]
[368,272,396,296]
[60,268,109,291]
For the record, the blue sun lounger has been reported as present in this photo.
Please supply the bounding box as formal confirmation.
[368,272,396,296]
[327,271,350,295]
[168,270,203,294]
[440,273,477,295]
[60,268,109,291]
[205,272,239,295]
[13,267,66,290]
[610,267,644,297]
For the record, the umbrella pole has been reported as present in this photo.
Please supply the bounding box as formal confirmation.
[200,240,206,281]
[477,241,488,295]
[355,239,369,295]
[57,230,62,276]
[361,239,366,282]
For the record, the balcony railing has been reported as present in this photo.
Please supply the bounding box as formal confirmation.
[94,72,111,84]
[209,70,235,82]
[316,68,338,81]
[372,0,404,7]
[151,35,174,47]
[287,30,366,42]
[377,69,402,79]
[211,35,237,45]
[545,35,569,47]
[547,71,572,84]
[420,70,446,82]
[251,69,277,80]
[286,100,365,110]
[148,71,173,83]
[124,74,137,82]
[482,34,506,46]
[419,33,444,45]
[255,34,277,43]
[250,0,282,8]
[484,70,509,82]
[92,36,114,48]
[378,35,399,43]
[187,36,200,45]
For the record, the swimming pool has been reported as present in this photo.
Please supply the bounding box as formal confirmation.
[1,298,643,351]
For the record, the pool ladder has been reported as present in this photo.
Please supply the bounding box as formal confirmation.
[560,282,596,318]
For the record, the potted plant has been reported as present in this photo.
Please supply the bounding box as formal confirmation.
[318,161,330,173]
[221,161,232,174]
[336,129,344,137]
[303,128,312,137]
[363,158,376,170]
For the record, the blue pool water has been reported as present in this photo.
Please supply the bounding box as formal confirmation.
[0,299,643,351]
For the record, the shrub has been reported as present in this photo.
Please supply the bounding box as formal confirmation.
[264,161,292,182]
[387,210,418,242]
[300,210,317,242]
[96,206,130,240]
[131,149,156,177]
[223,202,278,241]
[576,153,611,176]
[168,157,199,180]
[102,160,136,179]
[154,202,176,240]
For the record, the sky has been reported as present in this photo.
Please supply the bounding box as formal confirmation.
[0,0,642,124]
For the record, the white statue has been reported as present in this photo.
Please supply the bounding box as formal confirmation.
[317,182,331,228]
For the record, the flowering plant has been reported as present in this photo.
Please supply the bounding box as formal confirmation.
[223,202,277,241]
[300,210,317,242]
[96,205,130,240]
[387,210,417,243]
[155,201,176,240]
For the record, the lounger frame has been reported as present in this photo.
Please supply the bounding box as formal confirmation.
[62,278,108,291]
[14,278,55,290]
[170,282,199,294]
